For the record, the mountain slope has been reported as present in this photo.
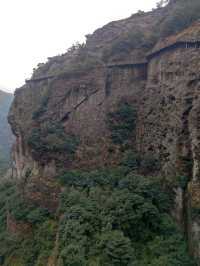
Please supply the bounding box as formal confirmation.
[0,90,13,174]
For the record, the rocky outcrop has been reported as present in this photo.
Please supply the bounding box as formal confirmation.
[8,3,200,265]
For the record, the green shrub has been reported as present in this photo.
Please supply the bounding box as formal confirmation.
[26,208,49,224]
[27,123,79,160]
[121,151,141,171]
[57,168,128,189]
[107,101,137,146]
[60,244,87,266]
[191,207,200,220]
[176,175,190,190]
[121,151,160,174]
[141,234,196,266]
[97,230,137,266]
[15,220,57,266]
[8,193,50,223]
[140,154,160,174]
[32,94,49,120]
[4,185,50,225]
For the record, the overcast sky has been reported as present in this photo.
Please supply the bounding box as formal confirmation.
[0,0,158,92]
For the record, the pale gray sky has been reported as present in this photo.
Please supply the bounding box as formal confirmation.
[0,0,158,92]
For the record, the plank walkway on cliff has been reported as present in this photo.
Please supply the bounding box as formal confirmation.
[107,62,148,69]
[25,41,200,84]
[26,75,55,83]
[147,41,200,61]
[108,41,200,66]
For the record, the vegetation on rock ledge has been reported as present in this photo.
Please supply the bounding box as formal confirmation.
[27,122,79,162]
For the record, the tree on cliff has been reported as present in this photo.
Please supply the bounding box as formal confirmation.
[156,0,170,8]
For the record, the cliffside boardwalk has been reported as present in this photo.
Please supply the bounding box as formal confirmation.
[26,41,200,85]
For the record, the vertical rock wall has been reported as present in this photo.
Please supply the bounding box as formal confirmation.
[8,65,146,210]
[140,46,200,264]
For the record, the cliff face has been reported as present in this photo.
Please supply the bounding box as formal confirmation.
[7,1,200,265]
[142,35,200,262]
[9,65,146,212]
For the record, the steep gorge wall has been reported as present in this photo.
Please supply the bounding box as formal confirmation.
[141,46,200,263]
[9,65,146,212]
[8,9,200,265]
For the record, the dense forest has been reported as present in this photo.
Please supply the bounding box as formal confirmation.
[0,170,195,265]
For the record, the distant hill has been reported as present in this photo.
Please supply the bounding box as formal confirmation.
[0,90,13,174]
